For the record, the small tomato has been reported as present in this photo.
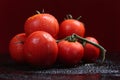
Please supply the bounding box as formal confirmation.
[83,37,100,62]
[9,33,26,63]
[58,19,85,39]
[58,40,84,65]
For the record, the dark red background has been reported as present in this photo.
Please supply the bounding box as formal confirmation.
[0,0,120,54]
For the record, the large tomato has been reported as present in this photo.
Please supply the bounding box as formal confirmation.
[24,13,59,38]
[58,40,84,65]
[9,33,26,63]
[58,19,85,39]
[83,37,100,62]
[24,31,58,67]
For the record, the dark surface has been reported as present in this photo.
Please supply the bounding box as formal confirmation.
[0,53,120,80]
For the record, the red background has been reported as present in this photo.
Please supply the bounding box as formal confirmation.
[0,0,120,55]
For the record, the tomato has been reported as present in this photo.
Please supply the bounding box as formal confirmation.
[58,40,84,65]
[9,33,26,63]
[24,31,58,67]
[58,19,85,39]
[83,37,100,62]
[24,13,59,38]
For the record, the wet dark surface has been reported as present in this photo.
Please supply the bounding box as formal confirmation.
[0,53,120,80]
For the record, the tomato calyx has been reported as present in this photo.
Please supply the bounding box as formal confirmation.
[64,14,82,20]
[36,9,45,14]
[56,34,77,43]
[64,34,77,42]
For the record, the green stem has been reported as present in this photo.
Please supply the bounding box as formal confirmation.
[56,35,77,43]
[66,15,69,19]
[36,9,45,14]
[36,10,40,14]
[73,34,106,63]
[42,9,45,13]
[77,16,82,20]
[68,14,73,19]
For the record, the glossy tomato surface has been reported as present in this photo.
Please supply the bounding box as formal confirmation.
[58,19,85,39]
[24,13,59,38]
[83,37,100,62]
[58,40,84,65]
[24,31,58,67]
[9,33,26,63]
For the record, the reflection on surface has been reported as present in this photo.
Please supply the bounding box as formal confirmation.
[0,73,119,80]
[0,53,119,80]
[0,72,100,80]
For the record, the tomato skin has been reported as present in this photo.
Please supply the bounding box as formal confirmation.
[83,37,100,62]
[9,33,26,63]
[24,31,58,67]
[24,13,59,38]
[58,40,84,65]
[58,19,85,39]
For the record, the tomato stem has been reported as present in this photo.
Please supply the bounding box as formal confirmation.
[36,9,44,14]
[65,14,82,20]
[56,35,77,43]
[82,41,86,47]
[66,14,73,19]
[68,14,73,19]
[77,16,82,20]
[72,33,106,63]
[42,9,45,13]
[65,35,77,42]
[36,10,40,14]
[66,15,69,19]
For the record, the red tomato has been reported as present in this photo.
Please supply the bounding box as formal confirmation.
[58,40,84,65]
[83,37,100,62]
[24,13,59,38]
[9,33,26,63]
[24,31,58,67]
[58,19,85,39]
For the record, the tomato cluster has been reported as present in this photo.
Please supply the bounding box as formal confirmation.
[9,11,106,68]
